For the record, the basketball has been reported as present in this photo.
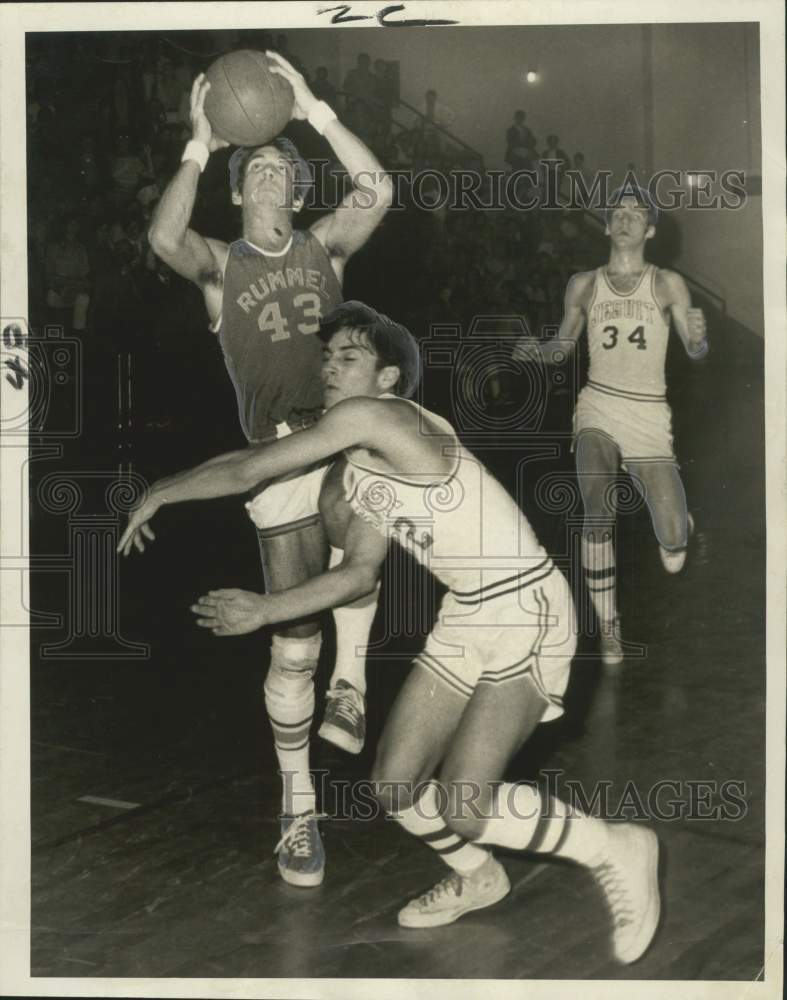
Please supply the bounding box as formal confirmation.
[203,50,294,147]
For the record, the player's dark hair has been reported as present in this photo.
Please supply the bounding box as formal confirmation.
[605,184,659,227]
[318,301,421,399]
[229,138,313,203]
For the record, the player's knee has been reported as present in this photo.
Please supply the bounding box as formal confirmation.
[371,762,416,815]
[371,751,427,814]
[579,481,615,519]
[656,511,686,551]
[264,633,321,701]
[263,662,313,703]
[441,776,492,841]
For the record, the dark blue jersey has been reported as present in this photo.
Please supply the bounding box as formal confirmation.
[216,230,342,441]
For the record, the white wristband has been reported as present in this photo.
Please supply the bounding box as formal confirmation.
[181,139,209,173]
[308,101,338,136]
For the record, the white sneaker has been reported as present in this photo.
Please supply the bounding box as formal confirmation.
[589,823,660,964]
[600,615,624,666]
[659,513,694,574]
[398,855,510,928]
[318,680,366,755]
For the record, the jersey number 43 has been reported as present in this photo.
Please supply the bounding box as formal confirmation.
[257,293,322,342]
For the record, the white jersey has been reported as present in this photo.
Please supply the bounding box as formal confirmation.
[586,264,670,400]
[343,399,553,601]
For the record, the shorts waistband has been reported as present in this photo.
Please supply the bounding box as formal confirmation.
[451,558,557,606]
[586,379,666,403]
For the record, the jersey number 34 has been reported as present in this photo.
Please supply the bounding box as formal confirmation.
[602,324,648,350]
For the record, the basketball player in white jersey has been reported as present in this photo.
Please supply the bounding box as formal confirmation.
[146,53,392,885]
[119,302,661,965]
[517,188,707,664]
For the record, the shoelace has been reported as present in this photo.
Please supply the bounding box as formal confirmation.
[326,686,362,726]
[273,812,328,858]
[418,872,463,906]
[592,860,634,928]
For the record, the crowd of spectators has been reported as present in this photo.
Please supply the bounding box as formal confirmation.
[26,32,602,431]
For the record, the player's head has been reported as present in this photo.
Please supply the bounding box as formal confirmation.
[514,109,526,123]
[604,185,658,241]
[318,301,421,408]
[229,138,313,215]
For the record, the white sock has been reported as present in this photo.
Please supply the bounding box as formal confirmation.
[264,634,321,816]
[582,530,617,625]
[393,781,491,876]
[328,546,378,696]
[476,782,609,866]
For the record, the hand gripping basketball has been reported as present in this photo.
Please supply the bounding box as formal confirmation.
[265,50,317,121]
[189,74,230,152]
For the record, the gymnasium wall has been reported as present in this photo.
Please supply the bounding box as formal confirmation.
[649,23,763,336]
[283,29,341,82]
[334,25,647,181]
[303,22,762,336]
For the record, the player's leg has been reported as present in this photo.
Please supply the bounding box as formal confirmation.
[258,522,328,886]
[575,429,624,663]
[626,460,692,573]
[435,672,660,964]
[370,663,499,918]
[394,577,571,929]
[318,460,379,754]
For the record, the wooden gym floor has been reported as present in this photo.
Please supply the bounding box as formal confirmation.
[28,320,766,982]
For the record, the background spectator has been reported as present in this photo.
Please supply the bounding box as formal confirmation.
[505,110,537,171]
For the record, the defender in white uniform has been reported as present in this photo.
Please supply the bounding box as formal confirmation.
[342,408,574,718]
[119,302,662,966]
[517,188,708,664]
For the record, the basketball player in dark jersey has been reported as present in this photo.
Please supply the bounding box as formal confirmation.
[516,188,707,665]
[119,302,661,964]
[147,52,393,886]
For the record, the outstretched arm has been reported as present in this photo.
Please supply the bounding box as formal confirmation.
[117,398,383,556]
[266,51,393,274]
[657,270,708,360]
[512,270,591,364]
[191,512,388,635]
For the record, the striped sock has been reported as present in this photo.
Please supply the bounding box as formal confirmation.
[265,634,321,816]
[582,529,617,626]
[393,781,491,876]
[477,782,609,866]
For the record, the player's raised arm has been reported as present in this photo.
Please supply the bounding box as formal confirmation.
[191,512,388,636]
[656,270,709,360]
[117,398,385,556]
[513,270,592,364]
[266,51,393,271]
[148,75,229,292]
